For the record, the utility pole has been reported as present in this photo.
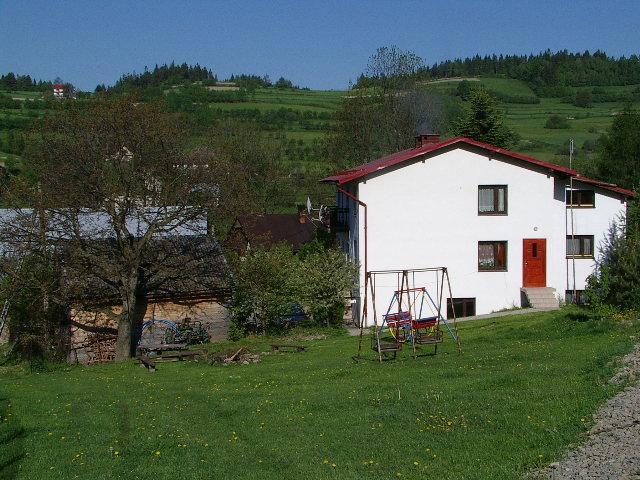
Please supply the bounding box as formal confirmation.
[569,139,577,302]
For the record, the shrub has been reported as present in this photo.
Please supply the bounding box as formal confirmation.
[585,218,640,311]
[229,242,357,335]
[574,90,593,108]
[544,114,570,129]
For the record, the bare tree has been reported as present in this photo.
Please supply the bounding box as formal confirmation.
[1,97,246,360]
[366,45,424,90]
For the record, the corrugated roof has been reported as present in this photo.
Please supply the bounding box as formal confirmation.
[321,136,635,197]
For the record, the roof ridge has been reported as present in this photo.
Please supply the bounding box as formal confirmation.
[321,137,634,197]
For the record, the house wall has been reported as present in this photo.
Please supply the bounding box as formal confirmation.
[343,147,626,325]
[565,181,627,291]
[68,298,229,364]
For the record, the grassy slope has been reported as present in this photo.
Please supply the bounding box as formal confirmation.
[1,79,637,175]
[1,309,637,479]
[421,77,633,167]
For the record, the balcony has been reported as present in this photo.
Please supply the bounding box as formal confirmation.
[327,207,349,232]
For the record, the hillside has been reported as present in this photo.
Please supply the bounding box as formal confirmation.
[2,65,639,198]
[420,76,637,171]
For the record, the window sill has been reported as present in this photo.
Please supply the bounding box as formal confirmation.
[478,212,508,216]
[566,256,594,259]
[478,268,508,272]
[566,205,595,209]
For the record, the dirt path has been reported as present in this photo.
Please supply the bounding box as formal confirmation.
[543,344,640,479]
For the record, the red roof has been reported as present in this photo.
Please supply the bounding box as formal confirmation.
[321,136,635,198]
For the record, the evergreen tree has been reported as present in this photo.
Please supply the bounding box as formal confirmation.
[593,107,640,190]
[452,88,518,148]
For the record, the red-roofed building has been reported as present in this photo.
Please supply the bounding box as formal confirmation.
[322,135,634,324]
[53,84,65,98]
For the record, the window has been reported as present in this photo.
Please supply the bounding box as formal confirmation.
[566,189,595,208]
[447,298,476,318]
[478,185,507,215]
[565,290,586,305]
[478,241,508,271]
[566,235,594,258]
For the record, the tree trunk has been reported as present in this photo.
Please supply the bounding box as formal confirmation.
[115,315,133,361]
[115,275,139,361]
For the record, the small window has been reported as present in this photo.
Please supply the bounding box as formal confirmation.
[478,241,508,271]
[566,189,595,208]
[447,298,476,318]
[566,235,594,258]
[565,290,586,305]
[478,185,508,215]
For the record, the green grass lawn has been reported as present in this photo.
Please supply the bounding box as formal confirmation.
[1,309,637,479]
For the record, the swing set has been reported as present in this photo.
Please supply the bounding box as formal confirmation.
[355,267,461,362]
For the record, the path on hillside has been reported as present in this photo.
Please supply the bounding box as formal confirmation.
[543,343,640,479]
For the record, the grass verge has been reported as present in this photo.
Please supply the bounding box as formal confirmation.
[0,309,637,479]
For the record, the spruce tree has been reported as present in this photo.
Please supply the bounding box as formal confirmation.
[452,88,518,148]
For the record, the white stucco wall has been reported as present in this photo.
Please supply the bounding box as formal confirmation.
[565,181,627,290]
[339,146,627,325]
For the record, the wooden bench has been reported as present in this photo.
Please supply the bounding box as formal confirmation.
[154,350,203,362]
[270,344,306,353]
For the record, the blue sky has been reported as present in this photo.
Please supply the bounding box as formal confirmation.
[1,0,639,91]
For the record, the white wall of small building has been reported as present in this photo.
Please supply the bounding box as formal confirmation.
[339,147,627,325]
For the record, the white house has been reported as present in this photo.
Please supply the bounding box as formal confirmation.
[322,135,635,325]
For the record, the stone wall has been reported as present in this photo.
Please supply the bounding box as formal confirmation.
[68,298,229,364]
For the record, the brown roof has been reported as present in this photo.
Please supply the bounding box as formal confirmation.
[224,213,317,254]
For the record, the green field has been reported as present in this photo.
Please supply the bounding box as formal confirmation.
[420,76,637,167]
[1,78,638,178]
[2,309,637,479]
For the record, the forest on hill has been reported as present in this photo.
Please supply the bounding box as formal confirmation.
[357,49,640,95]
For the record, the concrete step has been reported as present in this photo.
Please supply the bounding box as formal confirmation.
[521,287,560,309]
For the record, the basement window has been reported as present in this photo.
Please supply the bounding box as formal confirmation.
[566,235,594,258]
[478,185,507,215]
[447,298,476,318]
[478,241,508,271]
[566,189,595,208]
[565,290,586,305]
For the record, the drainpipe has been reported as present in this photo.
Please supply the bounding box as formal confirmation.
[336,186,368,328]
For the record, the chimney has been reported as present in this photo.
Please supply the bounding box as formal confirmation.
[415,133,440,148]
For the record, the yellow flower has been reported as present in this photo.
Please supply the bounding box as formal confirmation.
[154,451,161,456]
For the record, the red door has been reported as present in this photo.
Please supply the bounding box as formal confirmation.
[523,239,546,287]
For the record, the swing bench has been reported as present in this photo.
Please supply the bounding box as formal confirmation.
[364,271,460,361]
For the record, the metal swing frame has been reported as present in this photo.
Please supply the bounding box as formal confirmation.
[354,267,462,362]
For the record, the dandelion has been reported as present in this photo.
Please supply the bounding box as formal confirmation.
[155,451,161,456]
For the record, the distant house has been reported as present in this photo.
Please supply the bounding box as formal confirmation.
[322,135,635,324]
[224,210,317,255]
[52,84,64,98]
